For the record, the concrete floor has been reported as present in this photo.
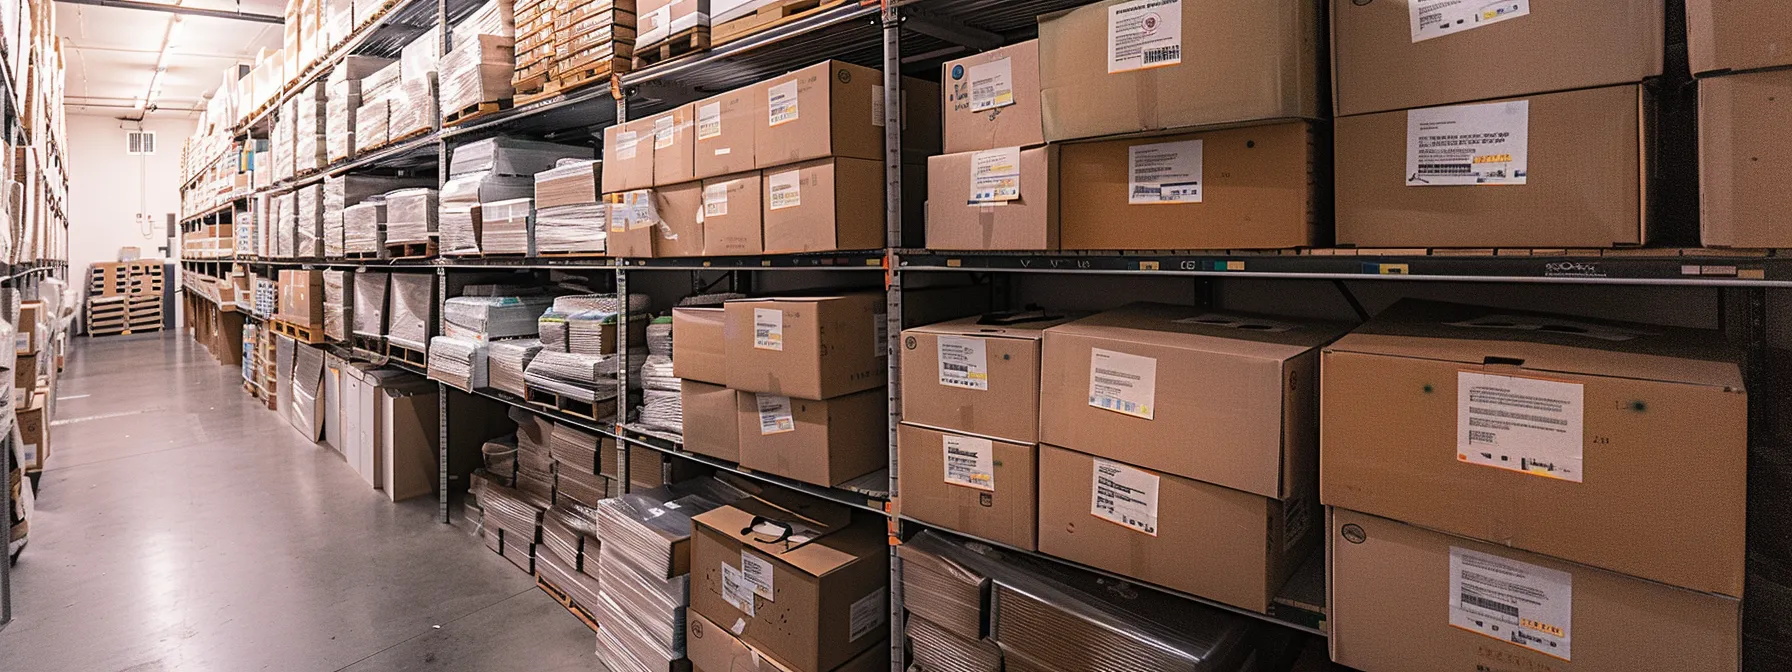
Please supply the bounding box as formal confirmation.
[0,332,602,672]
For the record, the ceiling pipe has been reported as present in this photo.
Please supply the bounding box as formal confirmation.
[54,0,284,24]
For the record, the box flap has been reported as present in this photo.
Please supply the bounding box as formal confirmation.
[1327,299,1744,389]
[1047,302,1351,360]
[693,496,859,576]
[907,309,1083,340]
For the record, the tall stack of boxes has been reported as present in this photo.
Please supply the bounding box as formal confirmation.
[552,0,635,84]
[293,81,327,175]
[1690,0,1792,248]
[930,41,1053,251]
[510,0,556,95]
[439,0,517,122]
[325,56,396,164]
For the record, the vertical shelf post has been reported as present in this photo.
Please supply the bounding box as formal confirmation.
[880,3,906,671]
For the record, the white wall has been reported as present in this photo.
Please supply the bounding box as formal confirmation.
[66,114,195,282]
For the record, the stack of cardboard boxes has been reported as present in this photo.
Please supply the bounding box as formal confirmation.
[14,300,48,472]
[1691,0,1792,248]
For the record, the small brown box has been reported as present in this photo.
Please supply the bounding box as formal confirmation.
[761,157,885,254]
[738,388,886,487]
[724,294,886,400]
[897,423,1038,551]
[942,40,1045,154]
[701,172,763,256]
[926,146,1058,251]
[1688,0,1792,75]
[899,313,1077,444]
[694,88,760,179]
[671,306,726,384]
[755,60,884,168]
[602,118,655,193]
[278,270,327,328]
[650,103,697,187]
[681,381,741,462]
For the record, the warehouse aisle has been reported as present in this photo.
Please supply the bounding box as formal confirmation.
[0,333,600,672]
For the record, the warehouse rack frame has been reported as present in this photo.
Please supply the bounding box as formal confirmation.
[170,0,1791,669]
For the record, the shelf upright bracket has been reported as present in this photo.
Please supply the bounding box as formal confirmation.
[437,267,451,524]
[614,96,633,494]
[881,3,906,672]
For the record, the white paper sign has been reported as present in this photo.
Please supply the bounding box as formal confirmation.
[970,147,1022,204]
[848,587,888,642]
[756,394,795,435]
[1458,371,1583,482]
[1107,0,1182,73]
[968,57,1015,112]
[937,335,989,390]
[1092,458,1159,536]
[767,170,802,210]
[721,563,757,616]
[697,102,723,139]
[1129,139,1203,204]
[703,182,730,218]
[741,552,775,600]
[616,130,639,160]
[753,308,783,351]
[943,434,995,491]
[653,114,676,149]
[1088,348,1156,420]
[1412,0,1530,43]
[1407,100,1529,186]
[767,80,800,126]
[1450,546,1572,660]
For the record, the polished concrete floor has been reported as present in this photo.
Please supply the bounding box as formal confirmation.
[0,332,601,671]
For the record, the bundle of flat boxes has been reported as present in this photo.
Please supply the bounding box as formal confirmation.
[532,159,606,255]
[510,0,557,94]
[439,0,517,122]
[325,56,396,164]
[554,0,635,84]
[440,137,586,256]
[601,59,938,258]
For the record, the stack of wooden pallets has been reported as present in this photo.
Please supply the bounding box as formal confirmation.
[516,0,636,103]
[85,260,166,337]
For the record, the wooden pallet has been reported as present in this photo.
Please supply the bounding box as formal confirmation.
[385,240,437,260]
[536,574,601,633]
[385,126,431,148]
[386,340,427,368]
[713,0,840,45]
[351,334,385,357]
[344,250,383,260]
[534,249,608,258]
[524,385,617,422]
[444,99,514,127]
[270,319,326,344]
[633,27,709,69]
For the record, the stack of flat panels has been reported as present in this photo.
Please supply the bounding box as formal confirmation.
[549,421,607,476]
[427,336,488,391]
[441,295,554,342]
[524,349,624,404]
[450,137,588,177]
[487,338,542,396]
[592,482,740,672]
[440,172,533,256]
[481,198,534,254]
[343,200,387,255]
[385,188,439,245]
[533,160,605,255]
[385,273,435,350]
[322,270,354,342]
[351,271,389,338]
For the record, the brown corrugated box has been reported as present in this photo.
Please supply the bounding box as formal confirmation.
[1688,0,1792,75]
[15,302,41,353]
[1330,0,1663,117]
[753,60,940,168]
[1037,444,1315,614]
[652,103,697,187]
[1699,69,1792,248]
[1336,84,1652,248]
[695,88,760,179]
[602,118,655,193]
[723,293,885,400]
[607,197,656,257]
[737,388,885,487]
[1059,122,1319,250]
[702,172,763,256]
[897,423,1037,551]
[673,306,727,384]
[1037,0,1322,142]
[691,494,889,672]
[1329,508,1741,672]
[686,610,890,672]
[1040,303,1348,498]
[278,270,326,328]
[942,40,1045,154]
[655,181,706,257]
[761,157,885,254]
[926,146,1058,251]
[1320,299,1746,597]
[899,312,1078,444]
[682,381,741,463]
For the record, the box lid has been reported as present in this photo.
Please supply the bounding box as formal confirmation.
[1048,302,1350,359]
[906,309,1081,341]
[692,492,869,577]
[1327,300,1744,389]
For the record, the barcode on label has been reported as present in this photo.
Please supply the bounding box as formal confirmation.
[1142,46,1180,65]
[1090,396,1144,415]
[1419,163,1473,176]
[943,363,968,372]
[1462,592,1521,619]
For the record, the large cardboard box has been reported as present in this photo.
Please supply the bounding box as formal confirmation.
[687,610,888,672]
[1058,122,1318,251]
[652,103,697,187]
[673,306,727,384]
[602,118,656,193]
[1040,303,1347,498]
[761,157,884,254]
[942,40,1045,154]
[691,495,889,672]
[897,423,1038,551]
[1336,84,1652,248]
[682,381,742,463]
[737,388,885,487]
[695,88,759,179]
[1329,508,1741,672]
[753,60,940,168]
[1037,0,1322,142]
[1320,300,1746,597]
[1688,0,1792,76]
[16,390,46,470]
[15,302,40,353]
[702,172,763,256]
[723,294,885,400]
[278,270,327,328]
[1037,444,1314,613]
[1330,0,1663,117]
[926,146,1058,251]
[899,312,1077,444]
[606,191,658,257]
[656,181,706,257]
[381,381,440,502]
[1699,69,1792,248]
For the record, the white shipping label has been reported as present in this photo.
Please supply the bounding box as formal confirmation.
[1449,546,1572,661]
[869,87,906,129]
[848,588,888,642]
[1128,139,1203,204]
[1412,0,1530,43]
[756,394,796,435]
[969,147,1022,204]
[943,434,996,491]
[1407,100,1529,186]
[968,57,1015,112]
[767,170,802,210]
[741,552,775,601]
[720,563,757,616]
[936,335,989,390]
[697,102,723,140]
[616,130,639,160]
[767,80,800,126]
[653,115,676,149]
[1092,458,1159,536]
[1107,0,1182,73]
[753,308,784,351]
[703,182,730,218]
[1457,371,1583,482]
[1088,348,1157,420]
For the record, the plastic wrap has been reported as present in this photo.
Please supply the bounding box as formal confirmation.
[487,338,542,396]
[591,574,686,667]
[646,319,672,356]
[352,271,389,337]
[592,597,683,672]
[441,295,553,342]
[438,33,516,116]
[524,349,643,402]
[326,78,361,163]
[295,184,324,258]
[550,421,607,476]
[389,77,436,139]
[451,0,517,46]
[638,389,682,436]
[593,486,727,579]
[354,97,390,152]
[362,61,404,101]
[450,137,589,177]
[442,204,484,255]
[534,203,607,254]
[385,188,439,245]
[401,33,440,82]
[322,270,353,341]
[482,436,519,481]
[343,200,387,254]
[534,159,600,208]
[908,614,1003,672]
[274,192,295,258]
[385,273,435,349]
[481,197,533,255]
[428,336,489,391]
[294,83,327,173]
[597,543,690,629]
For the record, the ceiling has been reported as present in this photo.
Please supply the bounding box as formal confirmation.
[58,0,286,118]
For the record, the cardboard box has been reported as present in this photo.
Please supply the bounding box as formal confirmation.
[16,390,46,470]
[15,302,41,353]
[1040,303,1348,498]
[753,61,940,168]
[690,495,889,672]
[899,312,1078,444]
[1336,84,1651,248]
[695,88,759,179]
[926,146,1058,251]
[761,157,885,254]
[897,423,1038,551]
[1688,0,1792,76]
[723,294,885,400]
[1037,444,1314,613]
[942,40,1044,154]
[687,610,888,672]
[673,306,727,384]
[1058,122,1318,250]
[682,381,742,463]
[701,172,763,256]
[12,350,36,400]
[1329,508,1741,672]
[1320,299,1746,597]
[603,118,656,193]
[1700,69,1792,248]
[278,270,327,328]
[1037,0,1322,142]
[737,388,885,487]
[1330,0,1664,117]
[606,191,658,257]
[652,103,697,187]
[637,0,705,46]
[656,181,706,257]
